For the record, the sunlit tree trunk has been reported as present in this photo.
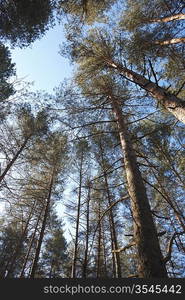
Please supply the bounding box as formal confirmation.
[106,60,185,124]
[154,37,185,45]
[150,13,185,23]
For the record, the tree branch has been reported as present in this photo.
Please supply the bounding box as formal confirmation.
[164,232,184,264]
[112,241,136,253]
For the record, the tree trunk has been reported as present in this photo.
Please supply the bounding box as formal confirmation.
[96,199,102,278]
[0,135,31,183]
[19,207,43,278]
[5,200,37,278]
[82,183,91,278]
[99,143,122,278]
[71,152,83,278]
[154,37,185,45]
[106,60,185,124]
[29,171,55,278]
[109,95,168,278]
[150,13,185,23]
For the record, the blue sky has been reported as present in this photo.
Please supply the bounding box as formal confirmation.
[11,24,72,93]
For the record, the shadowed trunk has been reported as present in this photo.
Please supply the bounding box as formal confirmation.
[0,135,31,183]
[29,170,55,278]
[109,95,168,278]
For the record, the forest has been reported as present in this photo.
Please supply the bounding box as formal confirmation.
[0,0,184,279]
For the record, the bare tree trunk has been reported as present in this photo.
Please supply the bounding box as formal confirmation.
[71,152,83,278]
[5,200,37,278]
[29,171,55,278]
[0,135,31,183]
[154,37,185,45]
[82,183,91,278]
[20,207,43,278]
[96,199,102,278]
[150,13,185,23]
[99,143,122,278]
[109,95,168,278]
[106,60,185,124]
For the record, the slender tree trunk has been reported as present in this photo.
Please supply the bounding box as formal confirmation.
[106,60,185,124]
[29,171,55,278]
[102,223,108,277]
[96,199,102,278]
[19,207,43,278]
[71,153,83,278]
[82,183,91,278]
[109,95,168,278]
[154,37,185,45]
[104,175,122,278]
[99,143,122,278]
[0,135,31,183]
[150,13,185,23]
[5,200,37,278]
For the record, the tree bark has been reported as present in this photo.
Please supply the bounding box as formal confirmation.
[5,200,37,278]
[109,95,168,278]
[71,152,83,278]
[96,199,102,278]
[82,183,90,278]
[19,207,43,278]
[149,13,185,23]
[29,170,55,278]
[99,142,122,278]
[106,60,185,124]
[154,37,185,45]
[0,135,31,183]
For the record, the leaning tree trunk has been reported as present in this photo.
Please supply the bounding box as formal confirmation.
[154,37,185,45]
[150,13,185,23]
[109,95,168,278]
[106,60,185,124]
[0,135,31,183]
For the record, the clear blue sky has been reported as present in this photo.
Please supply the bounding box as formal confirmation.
[11,24,72,93]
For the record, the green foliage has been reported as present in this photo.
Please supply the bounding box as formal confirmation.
[0,0,55,47]
[58,0,117,24]
[0,43,15,101]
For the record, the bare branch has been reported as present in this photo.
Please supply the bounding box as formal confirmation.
[164,232,184,264]
[112,241,136,253]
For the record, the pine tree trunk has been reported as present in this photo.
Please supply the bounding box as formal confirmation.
[20,207,43,278]
[154,37,185,45]
[29,171,55,278]
[5,200,37,278]
[150,13,185,23]
[99,145,122,278]
[71,153,83,278]
[0,135,31,183]
[82,183,90,278]
[96,199,102,278]
[110,95,168,278]
[106,60,185,124]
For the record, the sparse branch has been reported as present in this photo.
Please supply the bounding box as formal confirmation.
[112,241,136,253]
[164,232,184,264]
[148,59,159,86]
